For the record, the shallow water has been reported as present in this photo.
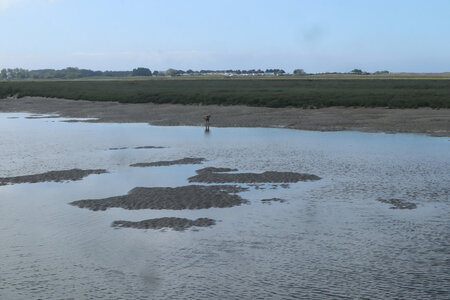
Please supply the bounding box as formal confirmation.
[0,113,449,299]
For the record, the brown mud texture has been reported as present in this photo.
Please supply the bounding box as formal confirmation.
[1,96,448,137]
[69,185,248,211]
[188,167,321,183]
[130,157,205,167]
[112,217,215,231]
[0,168,107,186]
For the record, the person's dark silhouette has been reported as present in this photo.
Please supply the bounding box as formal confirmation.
[204,114,211,130]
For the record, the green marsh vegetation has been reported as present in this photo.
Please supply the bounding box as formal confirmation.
[1,75,449,108]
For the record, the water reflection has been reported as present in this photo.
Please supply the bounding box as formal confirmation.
[0,113,449,299]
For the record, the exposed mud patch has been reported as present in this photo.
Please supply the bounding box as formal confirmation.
[130,157,205,167]
[70,185,247,211]
[249,184,265,190]
[25,115,60,119]
[134,146,165,149]
[188,167,321,183]
[0,168,107,186]
[261,198,286,204]
[112,217,215,231]
[377,198,417,209]
[62,119,89,123]
[3,96,449,136]
[109,146,165,150]
[196,167,238,173]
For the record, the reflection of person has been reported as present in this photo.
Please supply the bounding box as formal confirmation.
[204,114,211,130]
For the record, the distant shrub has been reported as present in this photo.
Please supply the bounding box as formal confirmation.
[0,79,449,108]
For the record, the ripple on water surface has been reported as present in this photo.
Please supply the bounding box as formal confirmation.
[0,113,449,299]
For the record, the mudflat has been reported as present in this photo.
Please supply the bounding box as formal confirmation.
[188,167,321,183]
[112,217,216,231]
[0,168,107,186]
[69,185,248,211]
[130,157,205,168]
[376,198,417,209]
[1,96,449,136]
[109,145,165,150]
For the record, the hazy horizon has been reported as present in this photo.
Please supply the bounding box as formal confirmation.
[1,0,449,73]
[3,66,450,74]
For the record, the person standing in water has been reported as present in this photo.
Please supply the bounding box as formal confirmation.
[204,114,211,131]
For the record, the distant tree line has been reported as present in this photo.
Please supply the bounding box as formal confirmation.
[314,69,390,76]
[131,67,152,76]
[0,67,292,79]
[0,67,390,80]
[0,67,133,79]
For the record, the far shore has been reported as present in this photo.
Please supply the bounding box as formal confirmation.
[1,96,449,137]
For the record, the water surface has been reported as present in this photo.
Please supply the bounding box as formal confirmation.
[1,113,449,299]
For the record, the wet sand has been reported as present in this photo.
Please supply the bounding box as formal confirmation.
[0,168,107,186]
[112,217,216,231]
[1,96,449,136]
[188,167,321,183]
[70,185,248,211]
[130,157,205,168]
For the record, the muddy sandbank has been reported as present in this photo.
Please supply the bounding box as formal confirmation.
[25,114,60,119]
[0,168,107,186]
[112,217,215,231]
[1,96,449,136]
[377,198,417,209]
[261,198,286,204]
[134,145,165,149]
[109,145,165,150]
[69,185,247,211]
[188,167,320,183]
[61,119,95,123]
[130,157,205,167]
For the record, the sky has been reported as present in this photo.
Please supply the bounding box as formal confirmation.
[1,0,449,72]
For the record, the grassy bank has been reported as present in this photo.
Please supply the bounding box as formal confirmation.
[1,77,449,108]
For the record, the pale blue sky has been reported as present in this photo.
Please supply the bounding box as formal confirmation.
[1,0,449,72]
